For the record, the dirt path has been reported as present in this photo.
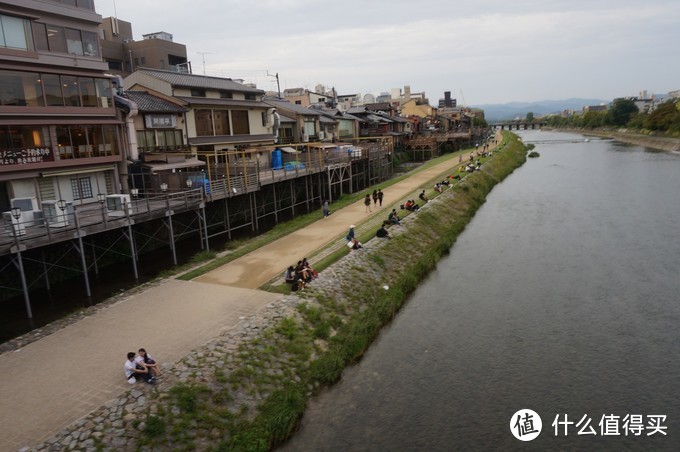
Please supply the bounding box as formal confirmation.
[195,140,497,289]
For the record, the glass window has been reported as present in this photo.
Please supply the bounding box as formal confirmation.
[61,75,81,106]
[303,118,316,136]
[0,14,32,51]
[79,77,96,106]
[213,110,230,135]
[102,125,118,155]
[191,88,206,97]
[219,91,232,99]
[43,73,63,106]
[0,70,43,106]
[195,109,213,136]
[33,23,49,51]
[231,110,250,135]
[46,25,67,53]
[95,78,111,107]
[71,177,93,200]
[65,28,83,55]
[245,93,256,100]
[76,0,95,9]
[81,31,98,57]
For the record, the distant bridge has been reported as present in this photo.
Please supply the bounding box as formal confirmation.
[489,121,546,130]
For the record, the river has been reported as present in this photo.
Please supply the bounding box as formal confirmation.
[281,130,680,451]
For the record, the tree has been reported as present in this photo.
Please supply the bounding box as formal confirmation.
[525,112,534,123]
[605,99,638,126]
[644,100,680,131]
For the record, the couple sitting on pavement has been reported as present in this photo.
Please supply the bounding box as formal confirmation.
[403,199,420,212]
[125,348,161,384]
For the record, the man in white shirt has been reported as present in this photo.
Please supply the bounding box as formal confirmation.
[124,352,155,384]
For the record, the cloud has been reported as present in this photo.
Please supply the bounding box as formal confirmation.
[95,0,680,103]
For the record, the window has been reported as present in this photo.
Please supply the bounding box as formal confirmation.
[303,118,316,137]
[219,91,232,99]
[191,88,206,97]
[106,60,122,71]
[0,71,43,106]
[231,110,250,135]
[42,73,63,106]
[213,110,230,135]
[46,25,67,53]
[0,14,33,51]
[140,56,146,66]
[195,109,213,136]
[61,75,81,106]
[65,28,82,55]
[245,93,256,100]
[95,78,111,107]
[79,77,96,107]
[71,177,93,200]
[295,100,301,105]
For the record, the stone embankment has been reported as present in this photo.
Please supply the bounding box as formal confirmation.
[24,133,528,451]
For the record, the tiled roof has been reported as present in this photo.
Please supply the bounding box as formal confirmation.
[175,97,270,109]
[264,99,322,116]
[135,69,263,93]
[124,91,187,113]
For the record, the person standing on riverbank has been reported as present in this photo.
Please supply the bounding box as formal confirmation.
[322,200,330,218]
[364,194,372,212]
[377,189,384,207]
[372,190,378,208]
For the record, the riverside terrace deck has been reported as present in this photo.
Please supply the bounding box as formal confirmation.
[0,142,392,257]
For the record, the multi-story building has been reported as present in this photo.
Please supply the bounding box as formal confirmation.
[99,17,189,77]
[0,0,125,212]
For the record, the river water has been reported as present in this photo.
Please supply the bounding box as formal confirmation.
[282,130,680,451]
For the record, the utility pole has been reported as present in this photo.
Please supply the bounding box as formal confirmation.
[267,71,281,99]
[197,52,211,75]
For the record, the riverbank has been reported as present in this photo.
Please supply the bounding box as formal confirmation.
[549,128,680,152]
[20,132,528,451]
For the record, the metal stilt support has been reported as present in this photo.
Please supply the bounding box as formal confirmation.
[74,234,92,298]
[11,249,33,319]
[200,203,209,251]
[165,215,177,266]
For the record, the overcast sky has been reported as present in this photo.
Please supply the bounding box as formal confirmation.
[94,0,680,105]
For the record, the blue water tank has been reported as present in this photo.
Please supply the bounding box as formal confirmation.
[272,149,283,169]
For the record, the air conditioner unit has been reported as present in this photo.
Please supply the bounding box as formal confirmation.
[41,200,70,227]
[318,131,325,140]
[106,194,131,217]
[3,211,26,236]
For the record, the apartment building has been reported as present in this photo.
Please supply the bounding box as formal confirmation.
[0,0,125,213]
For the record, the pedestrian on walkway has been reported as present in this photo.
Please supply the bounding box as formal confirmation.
[372,190,378,208]
[364,194,372,212]
[377,189,384,207]
[322,199,330,218]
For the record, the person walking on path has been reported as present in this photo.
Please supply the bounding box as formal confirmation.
[372,190,378,208]
[322,200,330,218]
[364,194,372,212]
[377,189,384,207]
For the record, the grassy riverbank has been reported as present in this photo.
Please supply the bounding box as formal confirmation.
[126,132,529,451]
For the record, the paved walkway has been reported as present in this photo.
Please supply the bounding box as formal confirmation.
[0,139,497,450]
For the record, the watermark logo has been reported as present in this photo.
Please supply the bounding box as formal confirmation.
[510,409,542,441]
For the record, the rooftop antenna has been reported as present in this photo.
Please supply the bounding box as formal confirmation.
[197,51,211,75]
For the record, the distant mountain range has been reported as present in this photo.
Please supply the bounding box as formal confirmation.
[471,98,609,121]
